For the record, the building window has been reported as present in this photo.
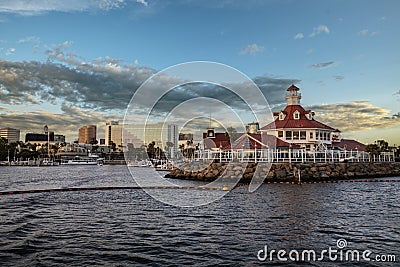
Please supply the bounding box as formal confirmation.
[300,131,306,140]
[279,113,285,120]
[278,131,283,138]
[293,131,299,140]
[310,132,313,139]
[286,131,292,140]
[293,111,300,120]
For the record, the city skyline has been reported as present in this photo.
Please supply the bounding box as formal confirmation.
[0,0,400,144]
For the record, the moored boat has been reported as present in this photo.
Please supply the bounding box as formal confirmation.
[60,155,104,165]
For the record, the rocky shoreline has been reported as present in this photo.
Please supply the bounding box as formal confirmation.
[165,161,400,183]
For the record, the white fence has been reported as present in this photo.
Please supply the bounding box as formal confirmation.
[193,149,395,163]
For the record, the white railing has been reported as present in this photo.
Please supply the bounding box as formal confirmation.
[193,149,396,163]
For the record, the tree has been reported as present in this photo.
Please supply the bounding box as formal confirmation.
[376,140,389,151]
[147,141,156,159]
[366,139,390,156]
[365,144,380,156]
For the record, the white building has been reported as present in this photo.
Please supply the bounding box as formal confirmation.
[260,84,344,151]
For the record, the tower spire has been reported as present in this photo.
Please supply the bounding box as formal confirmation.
[285,84,301,105]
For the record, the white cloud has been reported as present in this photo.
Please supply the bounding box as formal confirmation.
[239,44,264,56]
[309,25,330,37]
[17,36,40,44]
[358,29,379,37]
[309,61,336,69]
[294,33,304,40]
[370,31,379,37]
[136,0,148,6]
[5,47,15,55]
[306,48,313,55]
[358,29,369,36]
[0,0,148,16]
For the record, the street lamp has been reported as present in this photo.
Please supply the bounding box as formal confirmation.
[44,125,50,159]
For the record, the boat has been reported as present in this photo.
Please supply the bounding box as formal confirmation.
[60,155,104,165]
[127,160,153,167]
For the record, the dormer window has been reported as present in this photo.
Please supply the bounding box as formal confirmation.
[293,110,300,120]
[279,112,285,120]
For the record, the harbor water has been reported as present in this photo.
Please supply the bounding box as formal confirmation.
[0,165,399,266]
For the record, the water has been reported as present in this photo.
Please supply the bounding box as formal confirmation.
[0,165,399,266]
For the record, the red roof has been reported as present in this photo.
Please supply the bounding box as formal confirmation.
[333,139,366,151]
[202,132,230,149]
[261,104,336,131]
[223,133,297,150]
[287,84,300,91]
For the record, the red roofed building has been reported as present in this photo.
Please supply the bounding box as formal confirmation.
[202,132,231,150]
[225,133,297,150]
[260,85,343,151]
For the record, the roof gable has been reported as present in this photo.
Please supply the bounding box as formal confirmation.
[261,104,335,131]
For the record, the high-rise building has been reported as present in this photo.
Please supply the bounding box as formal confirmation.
[105,121,123,148]
[123,123,179,157]
[78,125,97,144]
[167,124,178,158]
[0,127,20,143]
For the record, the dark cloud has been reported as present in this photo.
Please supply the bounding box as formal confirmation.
[309,61,336,69]
[0,43,301,141]
[333,75,344,81]
[0,58,156,110]
[252,76,301,106]
[394,90,400,100]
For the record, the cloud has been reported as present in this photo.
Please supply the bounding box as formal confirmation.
[333,75,344,81]
[253,76,301,106]
[394,90,400,101]
[294,33,304,40]
[309,61,336,69]
[309,25,330,37]
[239,44,264,56]
[358,29,369,36]
[0,40,302,141]
[136,0,148,6]
[0,48,156,110]
[306,48,313,55]
[17,36,40,44]
[358,29,379,37]
[0,0,148,16]
[308,101,400,132]
[5,47,15,55]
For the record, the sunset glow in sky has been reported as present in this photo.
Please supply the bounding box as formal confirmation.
[0,0,399,144]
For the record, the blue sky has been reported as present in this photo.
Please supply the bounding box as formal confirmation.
[0,0,399,144]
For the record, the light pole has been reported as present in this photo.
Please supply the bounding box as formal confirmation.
[44,125,50,160]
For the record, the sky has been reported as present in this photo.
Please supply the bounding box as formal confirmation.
[0,0,399,145]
